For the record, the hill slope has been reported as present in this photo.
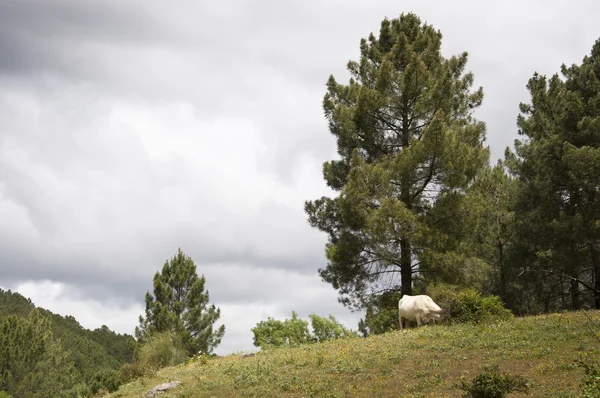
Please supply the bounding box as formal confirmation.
[0,288,135,383]
[111,311,600,397]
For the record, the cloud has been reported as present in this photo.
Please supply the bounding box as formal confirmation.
[1,0,599,354]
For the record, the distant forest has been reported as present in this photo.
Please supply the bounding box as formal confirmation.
[0,288,135,397]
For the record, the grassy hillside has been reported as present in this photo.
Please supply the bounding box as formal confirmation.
[110,311,600,397]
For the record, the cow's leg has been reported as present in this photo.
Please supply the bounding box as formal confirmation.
[416,314,422,327]
[399,315,403,330]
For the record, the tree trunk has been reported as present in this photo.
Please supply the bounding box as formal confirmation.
[570,278,581,310]
[591,241,600,309]
[400,238,412,296]
[497,239,507,305]
[399,105,413,296]
[560,278,567,309]
[570,240,581,310]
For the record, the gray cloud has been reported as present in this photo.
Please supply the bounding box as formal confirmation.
[1,0,599,353]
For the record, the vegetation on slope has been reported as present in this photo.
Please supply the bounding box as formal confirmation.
[0,289,135,396]
[110,310,600,398]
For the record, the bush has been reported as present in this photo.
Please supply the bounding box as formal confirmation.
[134,331,188,374]
[357,292,403,336]
[89,369,121,395]
[251,311,311,349]
[252,312,357,349]
[459,368,529,398]
[428,285,512,324]
[117,361,145,384]
[309,314,358,343]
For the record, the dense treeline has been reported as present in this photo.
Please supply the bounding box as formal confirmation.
[306,12,600,332]
[0,289,135,397]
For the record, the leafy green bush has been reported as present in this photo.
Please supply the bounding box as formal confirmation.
[252,312,357,349]
[428,285,512,324]
[252,311,311,349]
[0,391,12,398]
[308,314,358,342]
[459,368,529,398]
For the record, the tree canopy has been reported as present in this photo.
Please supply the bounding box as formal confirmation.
[505,39,600,312]
[305,12,489,310]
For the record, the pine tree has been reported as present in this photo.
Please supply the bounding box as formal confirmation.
[305,13,488,309]
[136,248,225,355]
[506,39,600,311]
[461,162,517,305]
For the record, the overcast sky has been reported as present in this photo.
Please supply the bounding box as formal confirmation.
[1,0,599,355]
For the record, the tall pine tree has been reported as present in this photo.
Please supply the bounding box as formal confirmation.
[506,39,600,311]
[305,13,488,309]
[136,248,225,355]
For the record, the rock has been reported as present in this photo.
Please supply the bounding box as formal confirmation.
[238,352,256,359]
[145,381,181,397]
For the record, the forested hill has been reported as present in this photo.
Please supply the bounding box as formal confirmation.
[0,288,136,395]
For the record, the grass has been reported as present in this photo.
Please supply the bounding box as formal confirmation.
[109,310,600,397]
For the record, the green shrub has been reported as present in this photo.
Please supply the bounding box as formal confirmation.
[459,368,529,398]
[89,369,121,395]
[428,285,512,324]
[308,314,358,343]
[252,311,311,349]
[357,292,402,336]
[117,361,145,384]
[134,331,188,374]
[0,391,12,398]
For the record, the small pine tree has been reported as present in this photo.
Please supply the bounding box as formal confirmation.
[136,248,225,355]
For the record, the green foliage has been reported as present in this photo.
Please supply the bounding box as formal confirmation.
[577,356,600,397]
[89,369,121,395]
[505,38,600,312]
[0,309,77,397]
[460,163,518,304]
[116,362,145,385]
[252,312,357,349]
[252,311,311,349]
[0,392,11,398]
[136,248,225,356]
[305,12,489,310]
[357,291,401,336]
[134,331,188,374]
[89,324,137,363]
[459,366,529,398]
[428,285,512,324]
[0,288,136,394]
[308,314,358,342]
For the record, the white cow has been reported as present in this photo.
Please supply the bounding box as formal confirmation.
[398,294,443,330]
